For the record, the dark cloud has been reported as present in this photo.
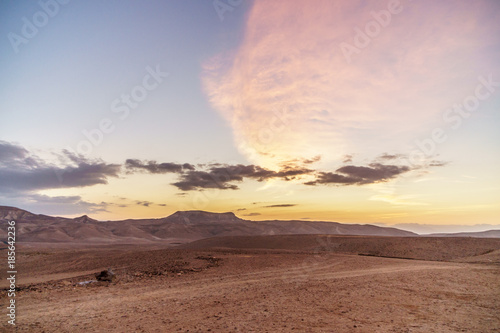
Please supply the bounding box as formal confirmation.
[171,164,313,191]
[263,204,297,208]
[1,142,449,206]
[16,194,108,215]
[305,172,359,185]
[0,141,28,160]
[306,163,411,186]
[272,165,314,180]
[342,154,353,163]
[164,157,445,190]
[125,159,194,174]
[236,208,247,211]
[428,160,448,167]
[340,163,410,182]
[377,153,405,160]
[0,143,120,193]
[243,212,261,216]
[302,156,321,164]
[172,170,240,191]
[135,201,166,208]
[29,194,83,204]
[284,156,321,165]
[53,157,121,188]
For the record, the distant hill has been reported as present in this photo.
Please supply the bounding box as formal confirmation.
[2,206,498,246]
[425,230,500,238]
[0,206,417,245]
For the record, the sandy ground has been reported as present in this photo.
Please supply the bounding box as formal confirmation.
[1,240,499,332]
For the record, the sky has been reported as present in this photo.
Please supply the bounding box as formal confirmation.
[1,0,499,232]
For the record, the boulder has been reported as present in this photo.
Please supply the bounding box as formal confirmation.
[95,268,116,282]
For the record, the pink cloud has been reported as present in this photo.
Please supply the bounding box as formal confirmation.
[203,0,500,169]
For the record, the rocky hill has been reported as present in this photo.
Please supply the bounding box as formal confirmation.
[0,206,422,245]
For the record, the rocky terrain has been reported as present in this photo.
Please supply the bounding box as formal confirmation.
[1,207,500,332]
[1,235,499,332]
[0,206,417,246]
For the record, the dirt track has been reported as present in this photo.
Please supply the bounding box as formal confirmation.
[2,245,499,333]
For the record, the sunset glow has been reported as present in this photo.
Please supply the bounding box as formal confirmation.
[1,0,499,232]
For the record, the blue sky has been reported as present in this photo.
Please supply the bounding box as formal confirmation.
[1,0,499,232]
[1,0,249,162]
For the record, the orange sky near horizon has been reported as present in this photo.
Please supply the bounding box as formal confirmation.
[1,0,499,232]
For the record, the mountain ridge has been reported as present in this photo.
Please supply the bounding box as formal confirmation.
[0,206,415,244]
[1,206,498,245]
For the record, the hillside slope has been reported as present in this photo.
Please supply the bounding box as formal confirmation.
[0,206,416,245]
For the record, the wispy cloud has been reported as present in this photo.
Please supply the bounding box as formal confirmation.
[243,212,261,217]
[202,0,500,169]
[342,154,353,163]
[369,194,428,206]
[263,204,297,208]
[21,194,109,215]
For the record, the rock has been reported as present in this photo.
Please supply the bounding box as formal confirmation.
[95,268,116,282]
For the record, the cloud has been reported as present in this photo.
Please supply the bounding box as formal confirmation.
[369,194,428,206]
[20,194,109,215]
[263,204,297,208]
[0,141,445,197]
[243,212,261,216]
[29,194,83,204]
[128,153,445,191]
[125,159,194,174]
[172,170,240,191]
[135,201,167,208]
[0,141,28,160]
[305,163,411,186]
[377,153,405,161]
[339,164,411,182]
[101,158,314,192]
[171,163,313,191]
[294,156,321,164]
[428,160,448,167]
[202,0,500,169]
[342,154,353,163]
[136,201,153,207]
[305,172,359,186]
[0,142,120,194]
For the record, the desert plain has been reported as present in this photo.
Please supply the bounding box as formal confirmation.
[1,234,499,333]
